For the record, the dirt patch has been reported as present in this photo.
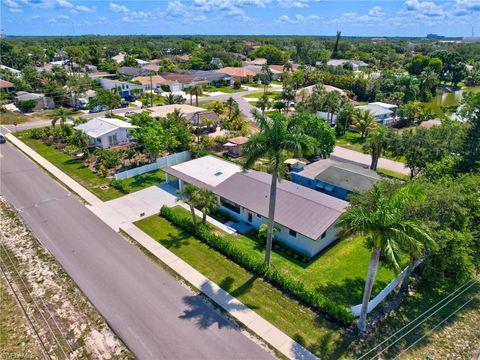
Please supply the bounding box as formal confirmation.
[0,197,133,359]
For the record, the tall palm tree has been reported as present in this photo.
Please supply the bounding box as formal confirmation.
[185,87,194,105]
[225,97,238,119]
[176,184,201,232]
[197,188,219,224]
[338,185,433,332]
[283,61,293,73]
[51,107,69,127]
[323,91,341,124]
[261,63,272,94]
[352,109,379,138]
[243,110,313,265]
[363,126,390,170]
[256,94,272,115]
[190,85,203,106]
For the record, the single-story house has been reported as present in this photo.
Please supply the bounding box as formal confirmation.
[190,70,233,86]
[290,159,381,200]
[15,91,54,111]
[0,79,15,92]
[0,65,22,78]
[369,102,398,116]
[118,66,153,78]
[112,53,126,64]
[132,75,174,92]
[163,155,348,257]
[296,84,346,102]
[148,104,220,127]
[142,64,161,73]
[216,67,256,80]
[355,103,395,126]
[74,117,138,149]
[244,58,267,66]
[95,78,143,98]
[159,73,196,91]
[324,59,369,72]
[223,136,249,157]
[419,118,442,128]
[135,59,149,67]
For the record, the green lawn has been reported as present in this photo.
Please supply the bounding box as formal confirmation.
[377,167,410,181]
[0,111,30,125]
[335,131,366,153]
[243,91,281,99]
[205,86,243,93]
[135,214,354,359]
[16,134,165,201]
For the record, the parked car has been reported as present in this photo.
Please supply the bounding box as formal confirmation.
[90,104,108,113]
[124,95,136,102]
[0,133,6,144]
[124,111,136,117]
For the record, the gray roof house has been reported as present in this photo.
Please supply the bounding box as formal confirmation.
[118,66,153,78]
[163,155,348,257]
[325,59,369,72]
[355,103,395,126]
[74,117,138,149]
[94,78,143,98]
[291,158,381,201]
[15,91,54,110]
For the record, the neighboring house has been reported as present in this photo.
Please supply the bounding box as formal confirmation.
[142,64,161,73]
[15,91,54,110]
[163,155,348,257]
[291,159,381,201]
[324,59,369,72]
[210,57,223,69]
[112,53,126,64]
[296,84,347,101]
[355,103,395,125]
[135,59,149,67]
[216,67,256,80]
[0,79,15,92]
[74,117,138,149]
[132,75,174,92]
[190,70,233,86]
[244,58,267,66]
[118,66,153,78]
[0,65,22,78]
[159,73,195,91]
[95,78,143,98]
[223,136,249,157]
[148,104,220,126]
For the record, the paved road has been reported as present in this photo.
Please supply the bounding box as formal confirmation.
[0,142,272,360]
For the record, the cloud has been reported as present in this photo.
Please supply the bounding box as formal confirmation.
[456,0,480,11]
[20,0,73,8]
[73,5,96,13]
[277,0,309,8]
[3,0,21,9]
[369,6,384,16]
[109,2,129,13]
[122,11,155,23]
[402,0,445,18]
[275,14,320,24]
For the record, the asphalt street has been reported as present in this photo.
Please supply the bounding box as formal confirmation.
[0,142,273,360]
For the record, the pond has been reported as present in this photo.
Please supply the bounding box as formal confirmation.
[423,86,480,116]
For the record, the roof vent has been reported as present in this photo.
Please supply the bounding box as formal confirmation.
[214,171,223,176]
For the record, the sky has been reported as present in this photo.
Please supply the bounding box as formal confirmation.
[1,0,479,37]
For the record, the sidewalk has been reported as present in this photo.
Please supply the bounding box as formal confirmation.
[6,133,317,360]
[332,145,410,176]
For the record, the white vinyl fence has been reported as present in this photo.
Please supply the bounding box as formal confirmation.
[350,259,423,317]
[115,151,191,180]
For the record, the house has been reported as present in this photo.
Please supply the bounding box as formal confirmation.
[190,70,233,86]
[419,118,442,128]
[163,155,348,257]
[132,75,174,92]
[223,136,249,157]
[15,91,54,111]
[270,64,299,74]
[95,78,143,98]
[159,73,195,91]
[0,65,22,78]
[74,117,138,149]
[118,66,153,78]
[210,57,223,69]
[148,104,220,127]
[135,59,149,67]
[355,103,395,125]
[244,58,267,66]
[112,52,126,64]
[325,59,369,72]
[216,67,256,80]
[290,159,382,200]
[296,84,346,103]
[0,79,15,92]
[142,64,161,73]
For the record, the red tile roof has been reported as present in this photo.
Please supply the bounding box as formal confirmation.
[133,75,174,85]
[0,79,14,89]
[217,67,256,78]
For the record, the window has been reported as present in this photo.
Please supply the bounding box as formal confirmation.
[321,231,326,239]
[256,214,261,218]
[108,134,118,147]
[220,197,241,214]
[247,213,252,223]
[289,229,297,237]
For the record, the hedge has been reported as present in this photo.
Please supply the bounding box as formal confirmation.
[160,206,354,324]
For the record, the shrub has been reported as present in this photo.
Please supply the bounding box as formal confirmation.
[110,179,128,193]
[159,206,354,324]
[98,164,108,178]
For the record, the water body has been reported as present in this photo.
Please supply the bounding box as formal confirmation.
[424,86,480,116]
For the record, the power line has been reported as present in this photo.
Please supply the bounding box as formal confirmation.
[393,292,478,359]
[357,279,477,360]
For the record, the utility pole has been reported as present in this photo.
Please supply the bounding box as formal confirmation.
[150,74,153,107]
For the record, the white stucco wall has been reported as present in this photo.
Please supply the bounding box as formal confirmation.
[94,128,131,149]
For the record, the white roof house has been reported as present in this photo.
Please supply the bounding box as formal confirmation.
[325,59,368,71]
[74,117,138,148]
[355,103,394,126]
[0,65,22,78]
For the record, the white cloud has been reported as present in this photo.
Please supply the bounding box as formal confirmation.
[277,0,309,8]
[275,14,320,24]
[369,6,384,17]
[73,5,96,13]
[456,0,480,11]
[402,0,445,18]
[20,0,73,8]
[122,11,155,23]
[109,2,129,13]
[3,0,20,9]
[166,0,188,16]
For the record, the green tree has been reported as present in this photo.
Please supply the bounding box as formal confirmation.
[256,94,272,115]
[196,188,219,224]
[51,107,70,127]
[363,126,393,171]
[338,185,432,332]
[294,112,336,158]
[242,110,313,265]
[176,184,201,232]
[459,92,480,171]
[89,89,121,113]
[352,109,379,138]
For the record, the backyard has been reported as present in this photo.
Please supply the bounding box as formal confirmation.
[15,131,165,201]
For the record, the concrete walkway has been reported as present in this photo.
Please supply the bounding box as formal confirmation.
[6,133,316,360]
[332,146,410,176]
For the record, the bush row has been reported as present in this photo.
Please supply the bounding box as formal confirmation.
[160,206,354,324]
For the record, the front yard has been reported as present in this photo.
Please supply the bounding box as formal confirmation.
[205,85,244,93]
[16,132,165,201]
[335,131,366,153]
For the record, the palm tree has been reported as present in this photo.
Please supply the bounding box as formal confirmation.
[190,85,203,106]
[323,91,341,124]
[283,61,293,73]
[197,189,219,224]
[363,126,390,171]
[185,87,194,105]
[208,100,225,116]
[261,63,272,94]
[243,110,313,265]
[176,184,201,232]
[225,97,238,119]
[51,107,69,127]
[338,185,433,332]
[352,109,379,138]
[165,93,177,105]
[256,94,272,115]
